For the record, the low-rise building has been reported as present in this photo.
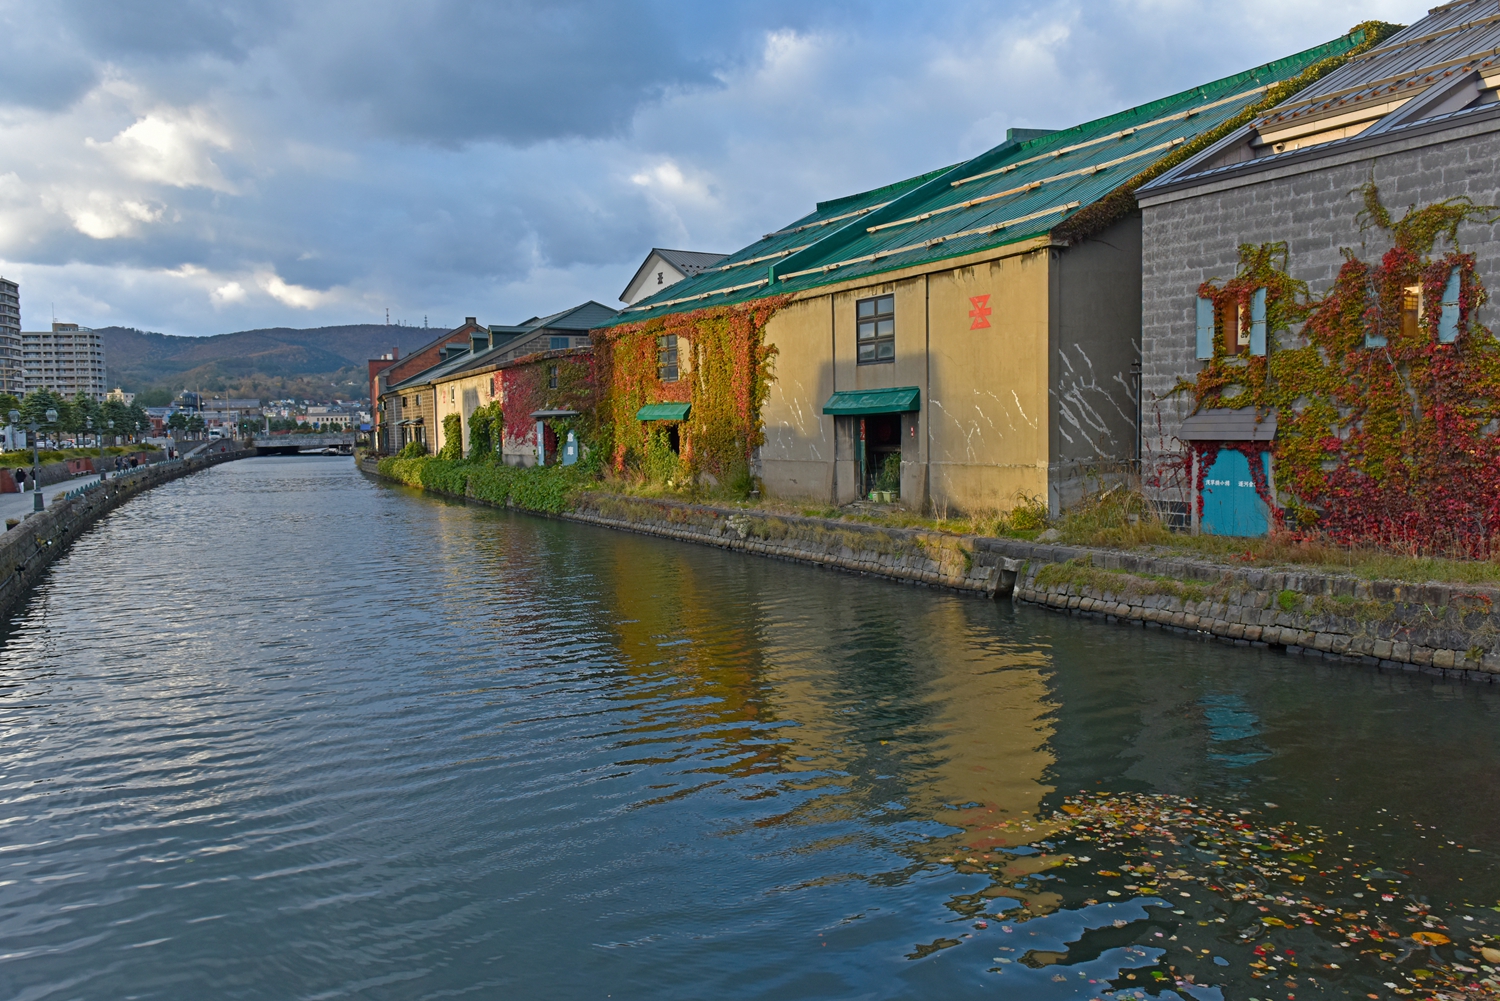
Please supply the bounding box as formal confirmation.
[1136,4,1500,536]
[393,302,617,457]
[619,249,728,305]
[368,320,487,452]
[595,28,1370,514]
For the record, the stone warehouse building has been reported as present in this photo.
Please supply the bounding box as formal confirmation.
[369,320,487,453]
[599,29,1373,515]
[1137,0,1500,530]
[387,302,617,458]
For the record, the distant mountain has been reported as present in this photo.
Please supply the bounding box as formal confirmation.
[97,323,443,400]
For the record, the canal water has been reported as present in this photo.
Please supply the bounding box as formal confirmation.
[3,457,1500,1000]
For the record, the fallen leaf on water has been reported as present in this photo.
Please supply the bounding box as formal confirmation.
[1411,932,1450,946]
[1481,946,1500,963]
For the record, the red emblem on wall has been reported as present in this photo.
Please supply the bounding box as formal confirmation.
[968,294,992,330]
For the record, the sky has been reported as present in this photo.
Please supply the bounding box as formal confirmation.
[0,0,1427,338]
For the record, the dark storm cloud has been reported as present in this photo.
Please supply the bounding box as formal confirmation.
[53,0,292,61]
[296,1,729,146]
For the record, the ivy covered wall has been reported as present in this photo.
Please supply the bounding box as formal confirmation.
[495,349,595,464]
[1178,186,1500,555]
[592,297,786,482]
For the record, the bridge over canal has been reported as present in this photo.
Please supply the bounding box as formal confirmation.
[251,433,356,456]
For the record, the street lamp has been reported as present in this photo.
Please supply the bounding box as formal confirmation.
[106,420,114,478]
[20,407,59,512]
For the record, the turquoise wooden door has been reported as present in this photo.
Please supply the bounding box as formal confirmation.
[1201,450,1272,537]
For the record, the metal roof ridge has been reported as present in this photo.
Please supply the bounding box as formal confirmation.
[868,137,1185,236]
[808,164,958,217]
[776,202,1080,282]
[1350,5,1499,63]
[1140,98,1500,195]
[950,92,1261,189]
[765,146,1024,285]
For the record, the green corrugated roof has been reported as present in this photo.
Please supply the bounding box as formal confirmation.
[636,402,691,421]
[822,387,920,415]
[603,29,1368,328]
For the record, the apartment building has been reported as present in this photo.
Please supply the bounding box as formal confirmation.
[22,322,107,400]
[0,278,19,395]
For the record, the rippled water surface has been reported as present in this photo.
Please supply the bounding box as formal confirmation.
[4,457,1500,1000]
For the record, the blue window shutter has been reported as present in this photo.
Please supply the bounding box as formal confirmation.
[1365,282,1386,347]
[1249,287,1267,356]
[1195,297,1214,360]
[1438,270,1461,343]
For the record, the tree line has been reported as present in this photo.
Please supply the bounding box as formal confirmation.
[0,390,153,441]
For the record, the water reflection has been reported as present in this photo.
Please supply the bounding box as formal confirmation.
[1,458,1499,1001]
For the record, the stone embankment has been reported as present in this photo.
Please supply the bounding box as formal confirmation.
[364,458,1500,683]
[0,445,250,622]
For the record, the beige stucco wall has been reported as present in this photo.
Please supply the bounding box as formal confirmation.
[759,297,836,500]
[926,249,1051,514]
[432,368,499,456]
[759,242,1052,516]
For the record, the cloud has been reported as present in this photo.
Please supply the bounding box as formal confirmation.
[86,109,236,191]
[258,270,334,309]
[66,194,163,240]
[0,0,1433,341]
[211,280,246,305]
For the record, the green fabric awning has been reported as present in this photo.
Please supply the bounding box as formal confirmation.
[636,402,691,421]
[822,387,920,415]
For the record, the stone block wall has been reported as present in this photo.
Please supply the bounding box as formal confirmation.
[567,496,1500,683]
[1138,117,1500,511]
[1010,547,1500,683]
[367,462,1500,684]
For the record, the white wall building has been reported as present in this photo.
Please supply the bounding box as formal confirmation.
[619,249,727,305]
[22,322,106,401]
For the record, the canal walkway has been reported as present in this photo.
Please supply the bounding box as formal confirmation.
[0,474,103,523]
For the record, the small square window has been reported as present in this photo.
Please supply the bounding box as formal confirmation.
[856,295,895,364]
[657,334,679,382]
[550,336,569,350]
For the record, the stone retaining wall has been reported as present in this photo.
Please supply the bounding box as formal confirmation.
[567,492,1004,593]
[363,459,1500,684]
[0,446,250,622]
[1006,546,1500,683]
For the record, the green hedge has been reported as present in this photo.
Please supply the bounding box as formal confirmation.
[375,456,591,514]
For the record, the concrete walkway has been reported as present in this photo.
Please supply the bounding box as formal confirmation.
[0,473,103,523]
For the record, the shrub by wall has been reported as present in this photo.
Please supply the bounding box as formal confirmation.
[375,454,592,514]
